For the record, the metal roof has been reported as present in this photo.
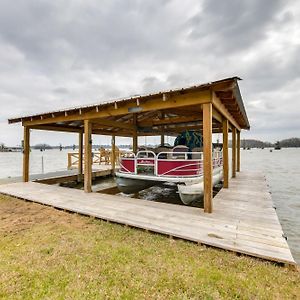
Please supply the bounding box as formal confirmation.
[8,76,250,129]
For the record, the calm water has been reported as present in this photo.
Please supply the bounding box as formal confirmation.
[0,148,299,263]
[0,149,70,178]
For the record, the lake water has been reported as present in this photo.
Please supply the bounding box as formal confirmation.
[0,148,299,263]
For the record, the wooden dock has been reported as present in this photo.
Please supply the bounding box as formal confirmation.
[0,171,295,265]
[0,165,112,185]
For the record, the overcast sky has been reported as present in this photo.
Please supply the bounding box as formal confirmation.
[0,0,299,146]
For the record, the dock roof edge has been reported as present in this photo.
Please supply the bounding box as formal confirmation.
[8,76,250,130]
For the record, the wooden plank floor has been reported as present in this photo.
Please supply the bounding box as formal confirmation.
[0,171,295,265]
[0,165,112,185]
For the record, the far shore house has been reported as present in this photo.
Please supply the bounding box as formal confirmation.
[8,76,250,213]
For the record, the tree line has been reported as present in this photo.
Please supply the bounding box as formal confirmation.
[229,138,300,148]
[2,138,300,150]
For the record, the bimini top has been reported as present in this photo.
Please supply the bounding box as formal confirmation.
[8,76,250,136]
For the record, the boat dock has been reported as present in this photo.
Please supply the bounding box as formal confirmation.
[0,171,295,266]
[0,165,112,185]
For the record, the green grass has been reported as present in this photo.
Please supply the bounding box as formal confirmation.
[0,194,299,299]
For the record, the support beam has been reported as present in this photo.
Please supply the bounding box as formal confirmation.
[84,120,92,193]
[92,119,134,130]
[92,129,131,137]
[78,132,83,179]
[133,114,138,153]
[139,114,202,127]
[222,119,229,188]
[22,90,211,127]
[212,92,241,131]
[237,130,240,172]
[232,127,237,178]
[30,125,83,133]
[160,112,165,145]
[23,126,30,182]
[162,124,220,132]
[212,107,223,123]
[111,135,116,175]
[203,103,213,213]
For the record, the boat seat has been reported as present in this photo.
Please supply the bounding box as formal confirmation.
[155,147,171,158]
[192,147,203,159]
[172,145,189,159]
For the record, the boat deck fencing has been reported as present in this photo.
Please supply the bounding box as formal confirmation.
[119,150,222,177]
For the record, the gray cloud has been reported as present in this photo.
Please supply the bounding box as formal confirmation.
[0,0,299,146]
[53,87,69,94]
[187,0,286,53]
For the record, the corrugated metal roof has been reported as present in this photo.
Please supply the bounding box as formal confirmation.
[8,76,249,129]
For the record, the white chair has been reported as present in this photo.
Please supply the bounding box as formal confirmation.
[172,145,189,159]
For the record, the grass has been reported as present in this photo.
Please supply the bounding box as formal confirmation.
[0,194,299,300]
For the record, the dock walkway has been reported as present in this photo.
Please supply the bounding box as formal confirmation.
[0,171,295,265]
[0,165,112,185]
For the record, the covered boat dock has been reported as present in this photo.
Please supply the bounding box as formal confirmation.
[8,76,249,213]
[3,76,296,265]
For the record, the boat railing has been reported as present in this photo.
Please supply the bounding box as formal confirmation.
[119,150,223,178]
[156,151,203,177]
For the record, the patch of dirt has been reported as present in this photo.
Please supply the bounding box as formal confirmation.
[0,195,88,236]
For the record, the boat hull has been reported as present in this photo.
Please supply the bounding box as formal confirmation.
[116,176,158,194]
[116,168,223,204]
[178,168,223,205]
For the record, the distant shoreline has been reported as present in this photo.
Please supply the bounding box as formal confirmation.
[1,137,300,150]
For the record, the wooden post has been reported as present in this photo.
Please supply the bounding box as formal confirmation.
[133,114,138,153]
[133,132,138,153]
[222,119,229,188]
[232,127,236,178]
[237,130,240,172]
[67,153,72,170]
[111,134,116,175]
[203,103,213,213]
[160,112,165,145]
[78,131,83,179]
[84,120,92,193]
[23,126,30,182]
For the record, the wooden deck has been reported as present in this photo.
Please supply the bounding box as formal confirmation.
[0,165,112,185]
[0,171,295,265]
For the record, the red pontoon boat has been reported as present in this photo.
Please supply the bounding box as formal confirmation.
[116,149,223,205]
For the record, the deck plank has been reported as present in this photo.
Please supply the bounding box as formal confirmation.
[0,165,112,185]
[0,171,295,265]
